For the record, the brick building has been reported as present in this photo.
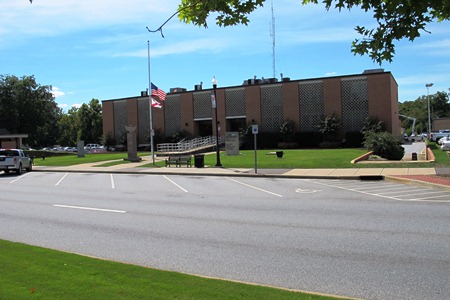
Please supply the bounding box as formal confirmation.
[102,70,400,147]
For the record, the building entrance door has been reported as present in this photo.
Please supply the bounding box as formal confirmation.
[196,120,213,137]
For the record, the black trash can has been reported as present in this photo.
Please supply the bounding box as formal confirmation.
[194,154,204,168]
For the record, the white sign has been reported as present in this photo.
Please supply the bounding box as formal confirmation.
[211,93,216,109]
[225,132,239,156]
[252,124,259,134]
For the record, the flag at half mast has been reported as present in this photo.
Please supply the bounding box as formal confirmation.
[151,82,166,101]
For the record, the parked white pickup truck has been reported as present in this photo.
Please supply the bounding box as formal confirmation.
[429,130,450,142]
[0,149,32,175]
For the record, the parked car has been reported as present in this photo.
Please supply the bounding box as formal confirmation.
[0,149,32,175]
[90,148,107,154]
[438,136,450,145]
[408,133,423,142]
[429,130,450,142]
[441,140,450,151]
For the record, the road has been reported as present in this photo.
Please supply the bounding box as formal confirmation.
[1,172,450,300]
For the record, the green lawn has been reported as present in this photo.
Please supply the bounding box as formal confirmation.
[32,152,150,167]
[0,240,342,300]
[32,144,450,169]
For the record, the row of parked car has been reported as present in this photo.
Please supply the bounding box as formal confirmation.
[40,144,107,153]
[403,130,450,151]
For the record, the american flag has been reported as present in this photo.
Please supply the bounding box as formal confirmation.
[151,82,166,101]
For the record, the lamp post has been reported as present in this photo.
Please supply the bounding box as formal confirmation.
[212,76,222,167]
[426,83,433,135]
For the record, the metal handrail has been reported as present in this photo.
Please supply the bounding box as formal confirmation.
[157,136,222,153]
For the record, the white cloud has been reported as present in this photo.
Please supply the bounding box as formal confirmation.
[0,0,178,42]
[411,39,450,57]
[51,86,65,98]
[115,37,230,57]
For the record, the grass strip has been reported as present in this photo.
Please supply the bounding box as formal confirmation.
[32,144,450,169]
[32,152,150,167]
[0,240,342,300]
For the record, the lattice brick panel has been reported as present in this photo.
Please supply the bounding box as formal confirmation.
[299,81,324,132]
[341,78,369,132]
[193,91,213,120]
[113,100,127,142]
[164,94,182,137]
[225,88,246,117]
[260,85,283,132]
[137,98,150,144]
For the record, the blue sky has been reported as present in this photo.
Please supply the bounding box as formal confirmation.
[1,0,449,111]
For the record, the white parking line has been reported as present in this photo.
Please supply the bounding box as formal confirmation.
[308,179,450,203]
[225,177,283,197]
[55,173,68,186]
[9,172,31,183]
[378,189,431,196]
[53,204,126,213]
[412,194,450,201]
[110,174,115,189]
[163,175,188,193]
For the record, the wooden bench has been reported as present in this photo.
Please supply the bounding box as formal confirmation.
[165,155,192,167]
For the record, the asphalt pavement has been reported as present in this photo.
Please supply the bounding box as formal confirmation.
[31,143,450,190]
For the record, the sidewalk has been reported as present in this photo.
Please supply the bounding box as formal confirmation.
[31,155,450,188]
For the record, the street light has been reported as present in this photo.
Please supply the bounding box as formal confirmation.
[426,83,433,134]
[212,76,222,167]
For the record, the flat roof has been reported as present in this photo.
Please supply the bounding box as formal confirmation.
[101,71,395,102]
[0,134,28,138]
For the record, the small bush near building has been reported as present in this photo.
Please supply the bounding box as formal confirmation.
[258,132,281,149]
[344,131,364,148]
[363,131,404,160]
[296,132,323,148]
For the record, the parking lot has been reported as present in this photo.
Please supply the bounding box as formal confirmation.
[2,172,450,300]
[4,171,450,203]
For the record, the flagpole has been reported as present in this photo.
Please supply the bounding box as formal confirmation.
[147,40,155,164]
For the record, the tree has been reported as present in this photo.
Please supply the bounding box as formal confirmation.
[0,75,62,147]
[399,91,450,134]
[57,107,80,146]
[77,99,103,144]
[177,0,450,64]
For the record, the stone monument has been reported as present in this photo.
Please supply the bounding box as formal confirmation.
[125,125,142,162]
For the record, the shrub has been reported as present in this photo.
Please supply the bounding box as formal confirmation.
[280,120,296,142]
[344,131,364,148]
[317,114,340,141]
[296,132,323,148]
[363,131,404,160]
[361,116,386,134]
[258,132,281,149]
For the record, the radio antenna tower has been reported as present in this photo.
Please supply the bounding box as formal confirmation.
[270,0,276,78]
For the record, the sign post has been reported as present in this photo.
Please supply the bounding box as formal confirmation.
[252,125,258,174]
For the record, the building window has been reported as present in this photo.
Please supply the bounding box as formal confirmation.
[299,81,324,132]
[341,78,369,132]
[260,84,283,132]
